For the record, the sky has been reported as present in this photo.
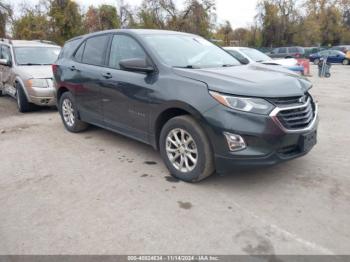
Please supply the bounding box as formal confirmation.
[11,0,258,29]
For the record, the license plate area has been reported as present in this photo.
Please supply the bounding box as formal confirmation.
[300,131,317,152]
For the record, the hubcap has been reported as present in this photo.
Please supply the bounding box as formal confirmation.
[166,128,198,173]
[62,98,75,127]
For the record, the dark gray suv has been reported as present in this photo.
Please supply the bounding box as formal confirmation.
[53,29,318,182]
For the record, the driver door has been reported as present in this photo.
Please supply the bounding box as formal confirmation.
[0,45,15,97]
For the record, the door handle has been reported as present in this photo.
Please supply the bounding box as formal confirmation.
[102,72,112,79]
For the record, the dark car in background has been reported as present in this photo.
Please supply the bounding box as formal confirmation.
[309,50,349,65]
[269,46,305,59]
[53,29,318,183]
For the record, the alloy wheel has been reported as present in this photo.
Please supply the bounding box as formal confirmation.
[166,128,198,173]
[62,98,75,127]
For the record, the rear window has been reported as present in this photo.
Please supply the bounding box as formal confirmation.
[60,39,81,58]
[82,35,110,66]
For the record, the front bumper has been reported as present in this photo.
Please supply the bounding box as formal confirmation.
[26,82,56,106]
[203,104,319,174]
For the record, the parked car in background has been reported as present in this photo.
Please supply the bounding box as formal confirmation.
[269,46,305,59]
[309,50,349,65]
[304,47,325,58]
[53,29,318,183]
[224,47,304,74]
[330,45,350,54]
[0,39,61,112]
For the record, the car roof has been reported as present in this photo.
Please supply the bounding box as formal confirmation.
[10,40,61,48]
[67,29,198,43]
[223,47,251,51]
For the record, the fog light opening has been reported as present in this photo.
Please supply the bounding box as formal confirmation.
[223,132,246,152]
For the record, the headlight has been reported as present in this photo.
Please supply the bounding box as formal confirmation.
[209,91,274,115]
[27,78,48,88]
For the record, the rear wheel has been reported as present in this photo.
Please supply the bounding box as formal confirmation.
[16,83,35,113]
[342,59,349,65]
[159,115,215,183]
[59,92,88,133]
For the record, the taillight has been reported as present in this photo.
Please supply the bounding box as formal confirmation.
[52,64,58,75]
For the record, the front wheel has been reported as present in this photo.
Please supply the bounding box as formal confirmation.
[59,92,88,133]
[342,59,349,65]
[16,83,35,113]
[159,115,215,183]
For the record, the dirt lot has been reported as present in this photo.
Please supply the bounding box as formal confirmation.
[0,65,349,255]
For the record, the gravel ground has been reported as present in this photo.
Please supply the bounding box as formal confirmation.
[0,65,349,255]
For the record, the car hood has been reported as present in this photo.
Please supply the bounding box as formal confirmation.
[173,64,312,98]
[16,65,54,79]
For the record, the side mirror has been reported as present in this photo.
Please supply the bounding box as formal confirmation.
[0,59,10,66]
[119,58,155,73]
[240,57,250,65]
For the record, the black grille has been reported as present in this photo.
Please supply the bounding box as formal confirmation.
[276,96,315,130]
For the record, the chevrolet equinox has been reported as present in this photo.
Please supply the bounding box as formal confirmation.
[53,30,318,182]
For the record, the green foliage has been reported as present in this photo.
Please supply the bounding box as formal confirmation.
[48,0,83,45]
[13,11,49,40]
[7,0,350,47]
[84,5,120,33]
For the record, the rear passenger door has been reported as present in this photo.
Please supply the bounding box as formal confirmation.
[72,34,111,124]
[100,34,154,143]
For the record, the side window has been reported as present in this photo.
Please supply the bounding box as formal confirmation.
[82,35,110,66]
[60,39,81,59]
[108,35,146,69]
[1,45,12,62]
[278,47,287,54]
[74,42,85,62]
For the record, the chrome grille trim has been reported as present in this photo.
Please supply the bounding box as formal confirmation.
[270,98,318,133]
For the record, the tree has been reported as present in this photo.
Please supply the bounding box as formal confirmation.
[48,0,83,45]
[13,10,50,40]
[84,5,120,33]
[215,21,234,46]
[99,5,120,30]
[179,0,216,37]
[84,6,100,33]
[0,1,12,38]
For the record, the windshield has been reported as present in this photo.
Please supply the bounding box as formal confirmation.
[239,48,272,62]
[14,47,61,65]
[144,35,240,68]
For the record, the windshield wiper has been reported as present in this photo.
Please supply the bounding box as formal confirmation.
[222,64,236,67]
[173,65,200,69]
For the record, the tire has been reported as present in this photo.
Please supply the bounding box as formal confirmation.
[16,83,35,113]
[59,92,88,133]
[159,115,215,183]
[313,59,320,65]
[342,59,349,65]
